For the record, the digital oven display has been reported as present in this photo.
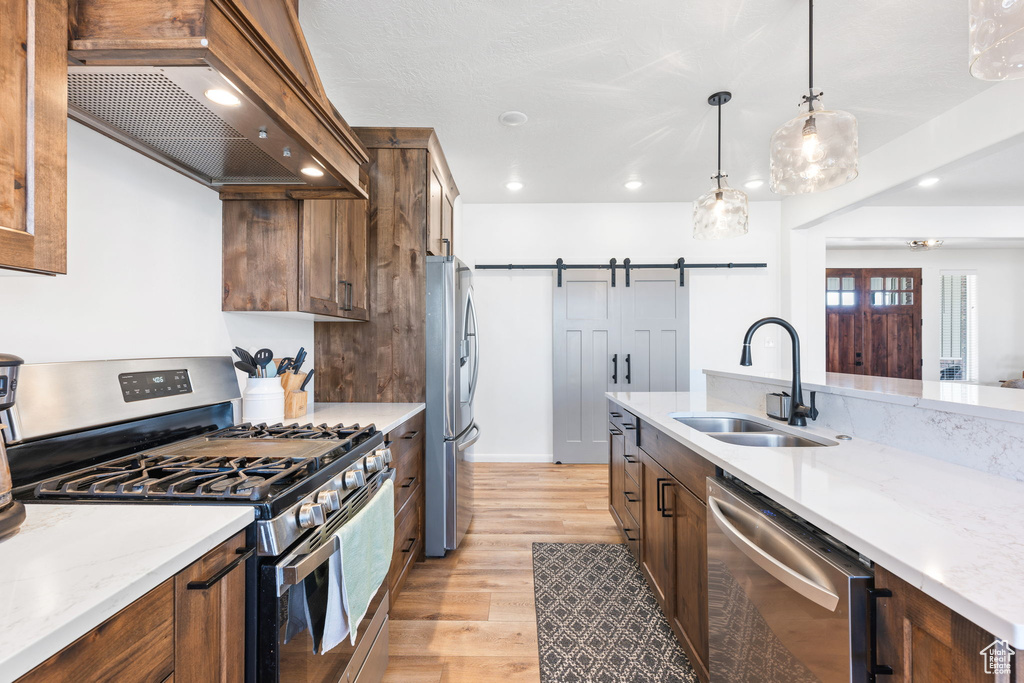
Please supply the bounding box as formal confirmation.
[118,370,192,402]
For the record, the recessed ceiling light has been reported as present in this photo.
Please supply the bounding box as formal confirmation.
[499,111,529,126]
[506,181,524,191]
[204,89,241,106]
[918,177,940,187]
[624,180,643,190]
[301,166,325,178]
[744,179,765,190]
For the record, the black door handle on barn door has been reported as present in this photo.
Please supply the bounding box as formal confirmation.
[611,354,618,383]
[625,354,631,384]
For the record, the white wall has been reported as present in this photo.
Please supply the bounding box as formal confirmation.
[0,122,314,391]
[826,247,1024,385]
[460,201,784,461]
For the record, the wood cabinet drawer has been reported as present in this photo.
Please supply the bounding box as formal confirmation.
[394,444,423,516]
[19,580,175,683]
[640,421,716,503]
[388,490,423,599]
[622,507,641,561]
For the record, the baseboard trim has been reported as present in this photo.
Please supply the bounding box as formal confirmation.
[465,453,554,463]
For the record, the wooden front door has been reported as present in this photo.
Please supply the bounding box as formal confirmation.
[826,268,923,380]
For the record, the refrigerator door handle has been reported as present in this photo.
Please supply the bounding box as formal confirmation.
[465,289,481,405]
[457,423,481,452]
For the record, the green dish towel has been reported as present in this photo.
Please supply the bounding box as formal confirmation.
[338,477,395,645]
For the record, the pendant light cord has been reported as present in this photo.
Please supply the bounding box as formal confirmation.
[807,0,816,112]
[717,102,722,189]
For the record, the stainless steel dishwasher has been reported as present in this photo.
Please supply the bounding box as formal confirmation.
[706,477,873,682]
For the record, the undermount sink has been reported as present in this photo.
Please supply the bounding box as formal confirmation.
[669,412,837,448]
[674,416,774,433]
[708,432,834,448]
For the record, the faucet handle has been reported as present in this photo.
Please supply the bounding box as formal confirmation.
[795,391,819,421]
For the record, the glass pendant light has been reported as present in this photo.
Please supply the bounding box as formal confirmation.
[770,0,858,195]
[970,0,1024,80]
[694,91,749,240]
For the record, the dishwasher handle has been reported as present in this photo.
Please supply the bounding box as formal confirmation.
[708,495,840,612]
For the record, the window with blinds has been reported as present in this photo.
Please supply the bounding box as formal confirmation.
[939,272,977,381]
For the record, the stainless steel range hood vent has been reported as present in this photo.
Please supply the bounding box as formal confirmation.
[68,66,335,187]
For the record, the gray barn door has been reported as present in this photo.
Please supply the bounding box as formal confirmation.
[621,271,690,392]
[553,271,619,464]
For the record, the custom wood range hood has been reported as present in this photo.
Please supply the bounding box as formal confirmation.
[66,0,369,198]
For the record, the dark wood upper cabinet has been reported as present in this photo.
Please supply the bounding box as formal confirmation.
[0,0,67,274]
[223,198,369,321]
[66,0,369,198]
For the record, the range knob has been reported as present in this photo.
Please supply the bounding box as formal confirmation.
[343,469,366,491]
[363,454,384,474]
[316,489,341,512]
[374,447,393,464]
[297,502,326,529]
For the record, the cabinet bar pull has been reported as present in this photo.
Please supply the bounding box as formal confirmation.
[609,427,623,436]
[402,431,420,440]
[401,476,416,488]
[611,355,618,383]
[624,491,638,503]
[623,454,637,463]
[610,412,622,418]
[623,423,636,430]
[187,547,253,590]
[623,528,638,542]
[625,354,631,384]
[868,588,894,679]
[401,537,416,553]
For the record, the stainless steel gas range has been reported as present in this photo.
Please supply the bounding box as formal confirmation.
[2,356,394,683]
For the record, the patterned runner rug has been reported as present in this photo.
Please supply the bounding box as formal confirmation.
[532,542,697,683]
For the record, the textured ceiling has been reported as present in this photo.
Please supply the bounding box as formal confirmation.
[302,0,990,204]
[867,138,1024,206]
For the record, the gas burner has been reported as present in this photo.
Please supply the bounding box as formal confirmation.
[209,422,374,444]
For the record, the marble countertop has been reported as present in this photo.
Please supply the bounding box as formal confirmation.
[0,504,253,682]
[607,390,1024,648]
[303,402,425,435]
[705,368,1024,425]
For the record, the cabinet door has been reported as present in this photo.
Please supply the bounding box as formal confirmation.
[174,531,248,683]
[427,166,443,255]
[608,424,626,527]
[300,199,343,317]
[442,193,454,255]
[671,484,710,681]
[337,199,369,321]
[639,449,673,614]
[0,0,66,274]
[874,564,1012,683]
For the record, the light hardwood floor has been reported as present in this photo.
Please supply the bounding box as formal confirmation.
[383,462,621,683]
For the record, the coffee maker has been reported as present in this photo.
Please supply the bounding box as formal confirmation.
[0,354,26,539]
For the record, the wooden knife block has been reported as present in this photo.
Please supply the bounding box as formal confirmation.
[280,372,308,419]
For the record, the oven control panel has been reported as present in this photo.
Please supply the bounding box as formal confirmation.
[119,370,193,402]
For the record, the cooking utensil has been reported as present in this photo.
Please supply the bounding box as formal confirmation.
[278,357,294,375]
[234,347,256,367]
[234,361,258,377]
[299,369,314,392]
[254,349,274,378]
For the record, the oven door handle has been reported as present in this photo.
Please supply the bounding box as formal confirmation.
[276,535,340,596]
[708,495,839,612]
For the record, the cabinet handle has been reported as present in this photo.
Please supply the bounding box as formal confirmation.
[611,354,618,383]
[609,428,623,436]
[623,423,636,430]
[624,491,638,503]
[186,547,253,590]
[868,588,895,677]
[402,431,420,440]
[610,412,622,418]
[384,440,393,448]
[656,478,673,517]
[623,528,638,542]
[401,476,416,488]
[623,454,637,463]
[625,354,631,384]
[401,537,416,553]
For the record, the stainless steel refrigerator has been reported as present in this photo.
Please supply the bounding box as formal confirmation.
[425,255,480,556]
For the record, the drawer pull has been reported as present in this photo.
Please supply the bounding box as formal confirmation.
[401,476,417,488]
[187,547,253,590]
[624,491,638,503]
[609,428,623,436]
[623,423,636,430]
[623,528,638,542]
[384,440,393,448]
[400,537,416,553]
[623,454,637,463]
[610,412,622,418]
[402,431,420,440]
